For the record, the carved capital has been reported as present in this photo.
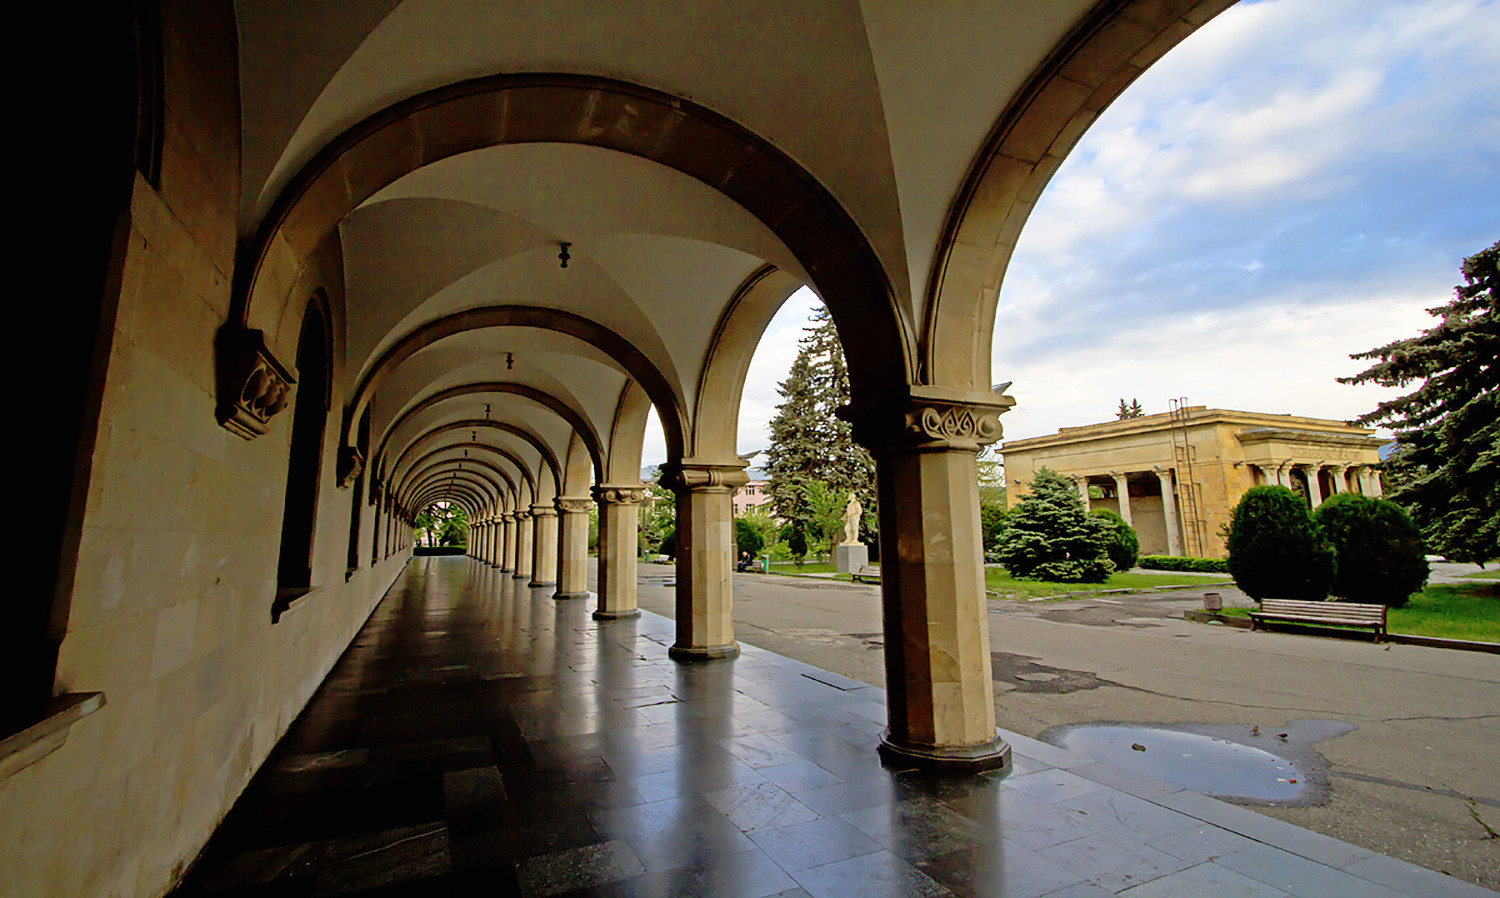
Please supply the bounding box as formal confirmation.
[513,510,532,522]
[214,326,294,440]
[337,446,365,489]
[841,387,1014,453]
[592,484,646,506]
[529,504,558,518]
[658,460,751,494]
[555,497,594,513]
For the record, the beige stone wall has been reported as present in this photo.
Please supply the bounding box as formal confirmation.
[0,6,407,895]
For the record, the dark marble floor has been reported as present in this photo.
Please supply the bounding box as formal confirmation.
[172,557,1488,898]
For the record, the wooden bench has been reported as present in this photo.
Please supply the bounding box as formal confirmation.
[852,565,881,583]
[1249,599,1387,641]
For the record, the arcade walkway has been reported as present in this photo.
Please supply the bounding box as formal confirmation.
[172,558,1487,897]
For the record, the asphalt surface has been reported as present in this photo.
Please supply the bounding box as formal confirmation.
[628,564,1500,890]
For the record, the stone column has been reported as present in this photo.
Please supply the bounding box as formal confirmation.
[1362,466,1384,497]
[1303,465,1324,508]
[512,510,534,580]
[554,497,593,599]
[593,485,644,619]
[844,390,1014,773]
[1074,476,1091,510]
[484,520,496,565]
[1155,469,1183,556]
[660,460,750,661]
[529,504,559,587]
[1110,472,1132,526]
[502,513,518,571]
[1329,464,1348,494]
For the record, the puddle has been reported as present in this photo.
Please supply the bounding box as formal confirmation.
[1040,719,1356,804]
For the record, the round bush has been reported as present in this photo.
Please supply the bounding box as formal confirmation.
[1089,509,1139,572]
[996,468,1113,583]
[1314,493,1428,607]
[1226,486,1334,601]
[734,517,765,557]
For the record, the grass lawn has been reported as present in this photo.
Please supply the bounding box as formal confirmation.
[1216,582,1499,643]
[1463,569,1500,580]
[766,561,842,575]
[984,567,1230,600]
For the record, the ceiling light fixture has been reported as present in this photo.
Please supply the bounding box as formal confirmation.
[506,352,514,369]
[558,242,571,269]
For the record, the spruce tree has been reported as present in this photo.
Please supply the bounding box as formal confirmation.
[996,468,1113,582]
[765,306,876,555]
[1339,241,1498,563]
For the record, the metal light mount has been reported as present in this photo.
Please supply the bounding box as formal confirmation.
[558,242,571,268]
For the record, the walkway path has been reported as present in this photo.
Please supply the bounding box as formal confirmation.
[174,558,1492,896]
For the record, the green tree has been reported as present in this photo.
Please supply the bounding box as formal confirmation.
[1338,241,1498,563]
[765,306,876,554]
[1226,486,1334,601]
[1090,508,1139,572]
[996,468,1113,582]
[980,503,1008,556]
[1116,398,1144,419]
[734,517,765,558]
[1314,494,1428,607]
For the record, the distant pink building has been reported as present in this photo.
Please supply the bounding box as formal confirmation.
[733,480,774,516]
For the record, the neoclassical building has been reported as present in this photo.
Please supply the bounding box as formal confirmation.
[8,2,1262,894]
[1001,407,1388,558]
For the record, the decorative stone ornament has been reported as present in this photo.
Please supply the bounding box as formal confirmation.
[592,485,646,505]
[554,497,594,514]
[840,387,1015,453]
[337,446,365,489]
[214,326,294,439]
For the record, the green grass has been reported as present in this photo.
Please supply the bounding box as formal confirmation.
[1462,569,1500,580]
[766,561,842,575]
[1215,582,1499,642]
[984,567,1230,600]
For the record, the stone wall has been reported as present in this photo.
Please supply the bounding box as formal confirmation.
[0,4,408,894]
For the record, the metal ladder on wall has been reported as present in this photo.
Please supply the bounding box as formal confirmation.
[1168,398,1206,557]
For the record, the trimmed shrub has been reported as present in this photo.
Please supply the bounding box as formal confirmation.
[996,468,1114,583]
[1314,493,1429,607]
[734,517,765,557]
[1226,486,1334,601]
[659,526,677,559]
[1090,508,1139,572]
[1139,555,1229,574]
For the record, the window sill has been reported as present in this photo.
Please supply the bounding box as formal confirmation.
[272,586,316,623]
[0,692,107,781]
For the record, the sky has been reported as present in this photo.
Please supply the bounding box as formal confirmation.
[641,0,1499,468]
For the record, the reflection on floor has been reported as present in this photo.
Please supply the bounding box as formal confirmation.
[172,557,1486,897]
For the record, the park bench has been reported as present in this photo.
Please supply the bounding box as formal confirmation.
[1249,599,1387,641]
[852,565,881,583]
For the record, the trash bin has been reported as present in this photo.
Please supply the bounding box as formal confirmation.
[1203,592,1223,611]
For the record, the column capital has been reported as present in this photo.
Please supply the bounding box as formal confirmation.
[555,496,594,513]
[658,459,750,494]
[592,483,646,505]
[513,509,532,522]
[839,386,1014,452]
[529,503,558,518]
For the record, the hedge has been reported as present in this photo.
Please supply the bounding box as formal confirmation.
[1139,554,1229,573]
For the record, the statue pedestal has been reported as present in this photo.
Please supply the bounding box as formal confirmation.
[835,544,868,574]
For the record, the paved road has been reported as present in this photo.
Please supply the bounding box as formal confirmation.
[626,563,1500,890]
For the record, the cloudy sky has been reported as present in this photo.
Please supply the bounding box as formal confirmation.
[642,0,1499,467]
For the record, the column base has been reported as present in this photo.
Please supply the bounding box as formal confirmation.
[669,642,740,661]
[512,572,530,580]
[592,608,640,620]
[876,731,1011,774]
[528,579,557,588]
[554,590,591,601]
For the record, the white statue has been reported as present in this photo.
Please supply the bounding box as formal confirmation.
[840,492,863,546]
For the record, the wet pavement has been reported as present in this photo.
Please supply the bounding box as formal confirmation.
[172,557,1493,896]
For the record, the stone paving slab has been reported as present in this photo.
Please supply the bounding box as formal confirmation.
[172,558,1496,897]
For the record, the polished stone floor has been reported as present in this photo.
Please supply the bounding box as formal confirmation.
[172,557,1491,897]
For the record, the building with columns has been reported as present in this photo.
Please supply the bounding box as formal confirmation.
[1001,407,1388,558]
[7,3,1292,894]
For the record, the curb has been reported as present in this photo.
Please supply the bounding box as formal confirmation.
[1183,611,1500,653]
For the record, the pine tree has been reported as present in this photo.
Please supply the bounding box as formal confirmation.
[1338,241,1499,563]
[1116,398,1144,419]
[765,306,877,556]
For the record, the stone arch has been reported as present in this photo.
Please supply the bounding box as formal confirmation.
[384,420,561,496]
[407,471,500,514]
[605,380,652,484]
[690,264,805,459]
[399,459,514,512]
[921,0,1235,392]
[346,306,685,461]
[395,444,530,508]
[412,488,484,518]
[561,432,593,497]
[373,383,604,487]
[233,74,913,408]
